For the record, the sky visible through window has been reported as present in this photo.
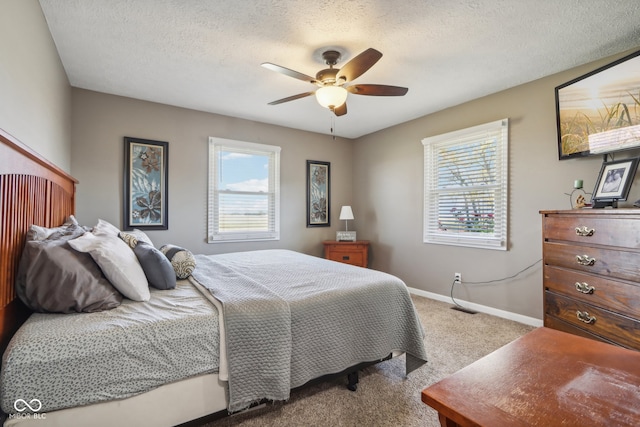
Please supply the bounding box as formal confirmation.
[220,151,268,192]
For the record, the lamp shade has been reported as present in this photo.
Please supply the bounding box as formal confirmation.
[315,86,348,109]
[339,206,354,220]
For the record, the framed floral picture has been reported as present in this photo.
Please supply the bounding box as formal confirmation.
[306,160,330,227]
[123,137,168,230]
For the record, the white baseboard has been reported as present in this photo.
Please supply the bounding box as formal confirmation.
[408,287,543,327]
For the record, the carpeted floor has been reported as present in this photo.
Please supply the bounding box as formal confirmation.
[198,294,535,427]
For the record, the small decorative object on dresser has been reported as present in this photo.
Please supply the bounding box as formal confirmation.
[541,209,640,350]
[564,178,592,209]
[323,240,369,268]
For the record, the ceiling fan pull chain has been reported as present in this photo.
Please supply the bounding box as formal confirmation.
[330,114,336,140]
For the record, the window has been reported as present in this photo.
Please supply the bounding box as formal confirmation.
[422,119,508,250]
[208,137,280,242]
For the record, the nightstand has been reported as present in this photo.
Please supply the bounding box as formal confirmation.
[323,240,369,268]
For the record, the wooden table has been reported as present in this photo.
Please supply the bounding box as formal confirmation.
[421,327,640,427]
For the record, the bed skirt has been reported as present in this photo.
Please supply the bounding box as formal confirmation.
[3,372,227,427]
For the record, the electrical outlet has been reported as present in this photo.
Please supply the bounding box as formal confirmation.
[454,273,462,284]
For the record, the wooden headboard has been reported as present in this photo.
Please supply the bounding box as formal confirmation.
[0,128,77,353]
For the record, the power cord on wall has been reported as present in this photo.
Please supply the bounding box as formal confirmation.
[450,258,543,314]
[450,280,478,314]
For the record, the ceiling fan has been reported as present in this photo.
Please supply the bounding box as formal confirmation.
[261,48,408,116]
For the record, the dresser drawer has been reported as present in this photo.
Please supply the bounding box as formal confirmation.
[545,291,640,351]
[543,316,621,347]
[543,241,640,283]
[543,215,640,249]
[544,265,640,320]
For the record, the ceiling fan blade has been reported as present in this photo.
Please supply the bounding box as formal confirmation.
[347,84,408,96]
[267,91,315,105]
[261,63,317,84]
[336,48,382,83]
[333,103,347,116]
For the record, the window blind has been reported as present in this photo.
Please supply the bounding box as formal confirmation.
[423,119,508,250]
[208,137,280,242]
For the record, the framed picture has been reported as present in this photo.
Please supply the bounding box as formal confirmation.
[123,137,169,230]
[306,160,330,227]
[555,49,640,159]
[592,157,639,206]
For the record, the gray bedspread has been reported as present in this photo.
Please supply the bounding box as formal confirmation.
[1,280,220,414]
[191,249,427,412]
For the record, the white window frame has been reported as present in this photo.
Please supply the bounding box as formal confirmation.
[422,119,508,250]
[208,137,281,243]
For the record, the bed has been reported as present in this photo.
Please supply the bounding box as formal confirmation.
[0,128,428,427]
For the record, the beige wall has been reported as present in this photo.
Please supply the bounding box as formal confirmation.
[353,49,640,319]
[0,0,71,171]
[6,1,640,320]
[70,89,354,257]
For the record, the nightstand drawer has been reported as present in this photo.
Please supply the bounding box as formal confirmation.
[323,241,369,268]
[326,250,365,266]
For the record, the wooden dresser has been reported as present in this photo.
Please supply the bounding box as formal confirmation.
[541,209,640,351]
[323,240,369,268]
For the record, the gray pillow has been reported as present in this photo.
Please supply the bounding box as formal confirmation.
[16,224,123,313]
[26,215,85,241]
[133,241,177,290]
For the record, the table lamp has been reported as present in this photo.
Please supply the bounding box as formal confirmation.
[337,206,356,241]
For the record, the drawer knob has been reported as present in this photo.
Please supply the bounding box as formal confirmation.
[575,282,595,294]
[575,226,595,237]
[576,254,596,266]
[576,310,596,325]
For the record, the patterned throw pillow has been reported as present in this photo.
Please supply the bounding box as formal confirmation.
[119,229,154,249]
[159,244,196,279]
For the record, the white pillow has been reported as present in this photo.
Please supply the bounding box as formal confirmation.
[69,232,150,301]
[93,219,121,236]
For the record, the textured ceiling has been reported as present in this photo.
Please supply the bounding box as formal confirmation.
[39,0,640,139]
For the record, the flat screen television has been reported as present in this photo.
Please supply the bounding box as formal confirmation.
[556,49,640,160]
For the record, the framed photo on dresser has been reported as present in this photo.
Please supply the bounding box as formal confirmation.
[591,157,638,207]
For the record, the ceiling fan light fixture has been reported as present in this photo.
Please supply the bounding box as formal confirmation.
[315,86,348,110]
[264,48,407,117]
